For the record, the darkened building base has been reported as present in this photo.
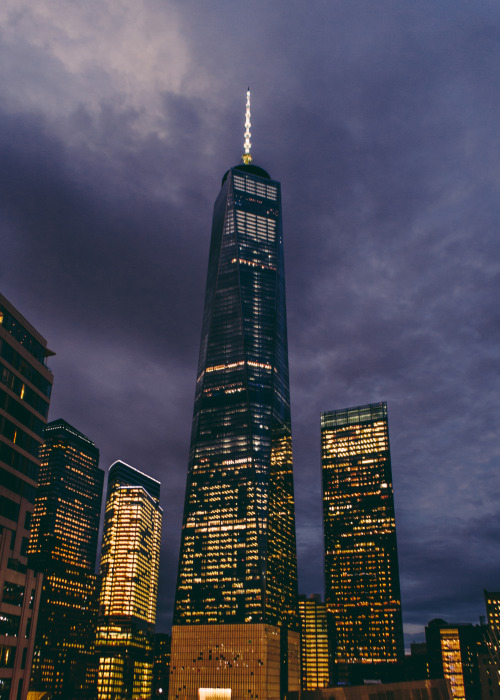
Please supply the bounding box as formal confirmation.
[287,678,452,700]
[333,662,407,687]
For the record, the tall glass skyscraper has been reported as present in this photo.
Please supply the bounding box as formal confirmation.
[170,92,300,700]
[321,402,404,684]
[28,419,103,698]
[96,461,162,700]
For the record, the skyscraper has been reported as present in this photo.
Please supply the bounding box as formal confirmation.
[0,293,54,700]
[27,419,103,698]
[96,460,162,700]
[170,91,300,700]
[298,595,330,691]
[321,402,404,683]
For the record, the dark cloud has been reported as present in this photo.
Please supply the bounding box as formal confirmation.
[2,0,500,648]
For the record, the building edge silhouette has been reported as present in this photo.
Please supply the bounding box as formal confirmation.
[0,293,54,700]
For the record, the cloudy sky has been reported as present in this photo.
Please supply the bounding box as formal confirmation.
[2,0,500,647]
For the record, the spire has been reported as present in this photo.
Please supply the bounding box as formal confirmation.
[242,87,252,165]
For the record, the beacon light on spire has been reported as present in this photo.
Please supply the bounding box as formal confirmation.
[242,87,252,164]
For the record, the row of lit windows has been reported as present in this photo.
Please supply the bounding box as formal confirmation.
[321,404,387,429]
[233,175,278,201]
[235,210,277,233]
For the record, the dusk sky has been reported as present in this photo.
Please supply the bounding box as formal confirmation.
[2,1,500,648]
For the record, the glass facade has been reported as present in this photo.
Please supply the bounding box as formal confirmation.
[27,419,103,697]
[0,294,54,700]
[170,163,299,700]
[298,595,330,690]
[96,461,162,700]
[321,402,404,681]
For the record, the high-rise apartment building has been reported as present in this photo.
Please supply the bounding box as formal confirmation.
[170,91,300,700]
[321,402,404,683]
[27,419,103,698]
[298,595,330,691]
[96,460,162,700]
[0,294,54,700]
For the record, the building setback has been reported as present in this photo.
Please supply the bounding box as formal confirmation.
[96,460,162,700]
[27,419,103,698]
[170,91,300,700]
[0,294,54,700]
[321,402,404,683]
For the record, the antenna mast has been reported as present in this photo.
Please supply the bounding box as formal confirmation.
[242,88,252,164]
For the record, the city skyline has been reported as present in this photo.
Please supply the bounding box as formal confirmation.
[2,0,500,653]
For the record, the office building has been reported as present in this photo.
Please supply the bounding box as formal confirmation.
[299,595,330,690]
[27,419,103,697]
[0,294,54,700]
[96,460,162,700]
[170,91,300,700]
[484,591,500,693]
[425,620,484,700]
[321,402,404,683]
